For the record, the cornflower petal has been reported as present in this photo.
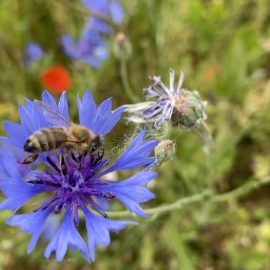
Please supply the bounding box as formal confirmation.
[58,91,69,119]
[61,21,109,68]
[99,171,156,217]
[101,130,158,174]
[3,121,29,149]
[110,0,124,24]
[42,90,58,108]
[82,0,124,25]
[0,154,20,180]
[96,105,126,136]
[44,209,90,262]
[24,43,43,66]
[61,35,81,59]
[0,179,44,211]
[81,204,137,262]
[92,98,121,136]
[93,97,113,128]
[81,0,107,12]
[78,91,126,137]
[77,90,97,128]
[4,102,51,148]
[90,17,112,34]
[6,206,53,253]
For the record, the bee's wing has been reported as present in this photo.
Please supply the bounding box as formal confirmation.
[35,100,71,127]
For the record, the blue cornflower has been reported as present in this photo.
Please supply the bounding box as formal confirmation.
[125,68,207,128]
[61,26,108,68]
[0,90,158,262]
[82,0,124,33]
[24,43,43,67]
[61,0,124,67]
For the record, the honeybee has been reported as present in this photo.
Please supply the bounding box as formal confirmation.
[22,101,102,164]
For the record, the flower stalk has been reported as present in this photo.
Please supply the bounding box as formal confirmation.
[108,176,270,219]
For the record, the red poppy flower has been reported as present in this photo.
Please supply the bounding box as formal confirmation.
[41,66,71,94]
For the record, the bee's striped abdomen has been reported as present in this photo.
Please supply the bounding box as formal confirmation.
[24,127,68,153]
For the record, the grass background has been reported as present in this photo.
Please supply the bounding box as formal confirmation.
[1,0,270,269]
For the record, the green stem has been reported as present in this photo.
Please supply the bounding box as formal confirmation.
[213,176,270,202]
[195,121,213,147]
[108,189,213,218]
[195,121,213,223]
[108,176,270,218]
[120,59,138,103]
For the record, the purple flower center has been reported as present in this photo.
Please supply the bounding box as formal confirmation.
[29,150,114,226]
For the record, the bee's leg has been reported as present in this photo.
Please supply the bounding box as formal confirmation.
[71,151,77,161]
[98,148,104,158]
[71,151,81,163]
[92,148,104,166]
[89,144,97,154]
[59,153,67,175]
[20,154,39,164]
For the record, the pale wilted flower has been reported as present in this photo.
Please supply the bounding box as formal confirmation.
[126,68,207,129]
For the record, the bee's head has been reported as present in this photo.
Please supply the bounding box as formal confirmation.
[90,136,103,153]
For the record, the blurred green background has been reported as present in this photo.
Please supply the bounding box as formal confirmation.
[1,0,270,269]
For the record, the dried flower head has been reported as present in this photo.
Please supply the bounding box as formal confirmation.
[126,68,207,129]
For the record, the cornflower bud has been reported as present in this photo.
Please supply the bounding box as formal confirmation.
[155,139,176,165]
[171,89,207,128]
[113,32,132,61]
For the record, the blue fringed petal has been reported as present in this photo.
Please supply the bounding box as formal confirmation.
[42,90,57,108]
[82,205,136,262]
[4,121,29,149]
[101,130,158,174]
[110,0,124,24]
[78,93,125,137]
[6,207,53,253]
[44,209,90,262]
[77,90,97,129]
[94,105,126,136]
[99,171,156,218]
[61,35,81,59]
[0,179,44,211]
[58,91,69,119]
